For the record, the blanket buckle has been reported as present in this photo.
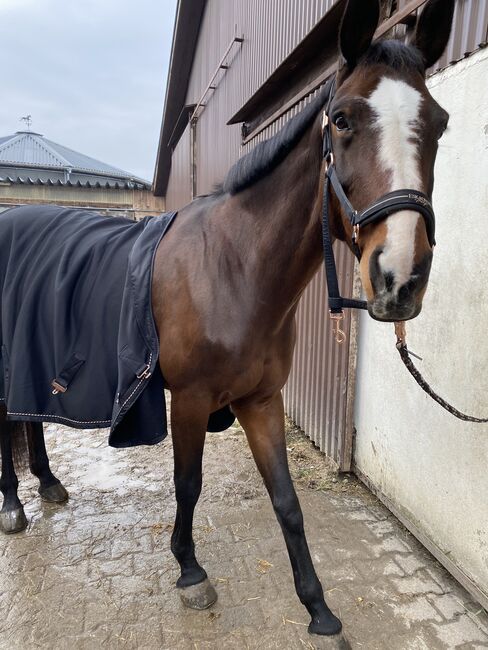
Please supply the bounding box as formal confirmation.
[136,364,152,381]
[51,380,67,395]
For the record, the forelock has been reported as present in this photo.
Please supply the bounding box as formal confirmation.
[360,40,425,75]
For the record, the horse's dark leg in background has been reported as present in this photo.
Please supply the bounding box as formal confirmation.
[233,393,343,637]
[170,390,217,610]
[0,406,28,533]
[27,422,68,503]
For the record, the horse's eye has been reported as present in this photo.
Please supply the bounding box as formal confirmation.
[334,115,350,132]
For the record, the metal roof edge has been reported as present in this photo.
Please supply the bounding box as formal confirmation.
[153,0,207,197]
[0,161,151,189]
[0,174,149,190]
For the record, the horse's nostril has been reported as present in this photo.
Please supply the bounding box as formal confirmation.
[384,272,394,293]
[398,284,411,302]
[369,247,384,292]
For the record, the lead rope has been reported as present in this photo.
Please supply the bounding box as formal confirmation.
[394,322,488,423]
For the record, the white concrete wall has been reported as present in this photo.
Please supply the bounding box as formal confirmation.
[354,47,488,602]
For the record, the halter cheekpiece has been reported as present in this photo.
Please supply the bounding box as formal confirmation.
[320,80,436,342]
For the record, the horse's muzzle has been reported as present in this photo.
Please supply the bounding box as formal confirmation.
[367,248,432,322]
[368,299,422,323]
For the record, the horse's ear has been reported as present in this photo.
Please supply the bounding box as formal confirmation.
[413,0,455,69]
[339,0,380,69]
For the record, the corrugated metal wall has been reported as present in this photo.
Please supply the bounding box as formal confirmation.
[182,0,337,197]
[166,0,488,204]
[395,0,488,72]
[435,0,488,70]
[163,0,488,468]
[282,254,357,469]
[166,124,192,209]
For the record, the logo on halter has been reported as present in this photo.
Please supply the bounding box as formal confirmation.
[409,194,430,208]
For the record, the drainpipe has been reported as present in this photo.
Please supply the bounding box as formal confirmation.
[190,116,198,200]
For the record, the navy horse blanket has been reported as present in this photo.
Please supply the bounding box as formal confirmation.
[0,205,176,448]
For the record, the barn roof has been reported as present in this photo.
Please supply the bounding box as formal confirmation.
[0,131,151,190]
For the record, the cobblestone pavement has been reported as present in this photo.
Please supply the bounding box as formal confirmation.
[0,418,487,650]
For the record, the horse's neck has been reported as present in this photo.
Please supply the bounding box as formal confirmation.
[228,117,325,319]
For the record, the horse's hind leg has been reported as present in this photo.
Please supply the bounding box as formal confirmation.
[170,391,217,610]
[27,422,68,503]
[0,407,28,533]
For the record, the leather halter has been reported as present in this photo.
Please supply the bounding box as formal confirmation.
[320,82,436,341]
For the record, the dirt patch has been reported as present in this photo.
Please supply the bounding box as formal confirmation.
[284,418,367,499]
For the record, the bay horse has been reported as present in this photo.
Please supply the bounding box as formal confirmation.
[0,0,455,638]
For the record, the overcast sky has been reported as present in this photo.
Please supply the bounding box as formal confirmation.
[0,0,178,182]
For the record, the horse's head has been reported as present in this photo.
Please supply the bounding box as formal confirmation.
[330,0,455,322]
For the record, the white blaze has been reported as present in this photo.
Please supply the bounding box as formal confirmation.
[367,77,423,291]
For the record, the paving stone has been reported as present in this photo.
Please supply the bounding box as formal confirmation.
[0,420,487,649]
[391,573,446,596]
[395,554,429,576]
[435,614,488,647]
[383,559,407,577]
[365,519,397,536]
[390,595,444,627]
[429,592,467,621]
[371,535,414,557]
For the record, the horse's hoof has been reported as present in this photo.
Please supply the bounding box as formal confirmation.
[308,613,343,637]
[308,632,351,649]
[0,508,28,534]
[178,578,218,610]
[39,483,69,503]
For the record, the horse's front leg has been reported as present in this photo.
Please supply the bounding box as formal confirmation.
[170,390,217,610]
[26,422,68,503]
[233,392,342,637]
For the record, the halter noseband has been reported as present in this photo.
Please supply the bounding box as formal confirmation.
[321,83,436,342]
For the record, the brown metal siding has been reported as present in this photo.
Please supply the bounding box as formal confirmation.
[166,123,192,210]
[282,251,355,469]
[395,0,488,72]
[166,1,488,205]
[186,0,337,119]
[438,0,488,70]
[165,0,488,204]
[167,0,337,201]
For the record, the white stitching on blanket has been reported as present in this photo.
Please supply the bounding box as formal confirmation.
[117,353,153,414]
[6,412,111,425]
[3,354,153,426]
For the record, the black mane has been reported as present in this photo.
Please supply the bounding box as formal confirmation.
[222,40,424,196]
[361,39,425,74]
[223,80,333,196]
